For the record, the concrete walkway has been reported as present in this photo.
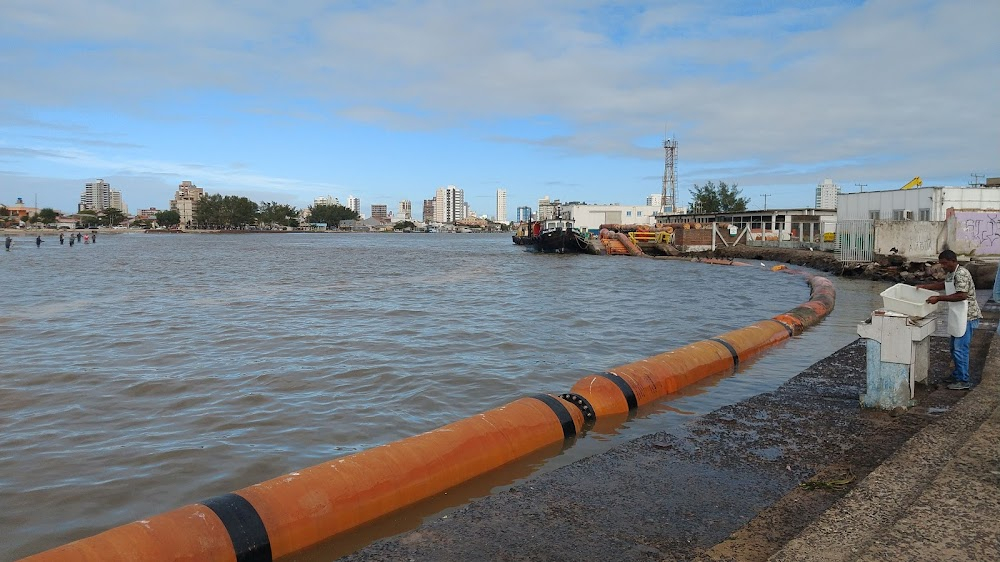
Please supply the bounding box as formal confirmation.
[771,324,1000,560]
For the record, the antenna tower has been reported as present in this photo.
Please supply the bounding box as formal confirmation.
[661,137,677,214]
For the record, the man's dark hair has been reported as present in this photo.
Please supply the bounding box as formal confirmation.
[939,249,958,262]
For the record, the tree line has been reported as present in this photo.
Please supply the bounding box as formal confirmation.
[152,195,360,230]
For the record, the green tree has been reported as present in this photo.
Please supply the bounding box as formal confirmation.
[103,208,125,226]
[308,204,359,228]
[258,201,300,228]
[77,211,99,228]
[192,194,258,229]
[37,208,58,223]
[155,210,181,227]
[689,181,749,213]
[393,220,416,231]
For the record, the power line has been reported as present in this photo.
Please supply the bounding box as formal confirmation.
[855,183,867,193]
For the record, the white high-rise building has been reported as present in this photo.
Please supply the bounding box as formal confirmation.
[434,185,464,223]
[399,199,412,220]
[314,195,340,207]
[79,179,114,212]
[496,189,507,222]
[347,195,361,217]
[816,179,840,209]
[109,190,128,215]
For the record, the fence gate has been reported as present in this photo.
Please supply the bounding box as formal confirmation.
[837,219,875,263]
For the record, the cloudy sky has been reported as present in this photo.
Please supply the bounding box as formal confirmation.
[1,0,997,219]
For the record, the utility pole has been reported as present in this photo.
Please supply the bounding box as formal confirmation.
[971,173,984,187]
[761,193,772,210]
[855,183,867,193]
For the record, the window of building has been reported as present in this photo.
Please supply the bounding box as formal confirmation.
[892,209,905,220]
[637,211,642,216]
[918,208,931,221]
[626,211,632,217]
[869,210,880,220]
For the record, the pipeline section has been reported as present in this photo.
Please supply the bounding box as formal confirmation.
[565,273,834,418]
[22,273,834,562]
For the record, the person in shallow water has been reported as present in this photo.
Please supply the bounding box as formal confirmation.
[35,236,42,247]
[918,249,981,390]
[5,236,11,251]
[59,232,64,245]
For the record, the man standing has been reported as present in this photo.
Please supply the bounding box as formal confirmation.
[919,250,981,390]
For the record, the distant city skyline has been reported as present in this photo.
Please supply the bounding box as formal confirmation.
[1,2,996,216]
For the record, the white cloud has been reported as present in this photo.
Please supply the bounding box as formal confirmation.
[0,0,996,211]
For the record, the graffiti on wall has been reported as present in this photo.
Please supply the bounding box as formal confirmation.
[955,212,1000,254]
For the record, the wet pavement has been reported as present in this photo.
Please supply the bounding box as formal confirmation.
[328,304,997,561]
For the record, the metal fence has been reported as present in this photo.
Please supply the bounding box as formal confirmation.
[836,219,875,263]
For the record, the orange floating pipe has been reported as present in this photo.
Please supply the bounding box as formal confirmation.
[565,274,835,418]
[21,394,583,562]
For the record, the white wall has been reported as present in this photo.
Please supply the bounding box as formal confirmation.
[563,204,659,231]
[874,220,946,259]
[839,187,1000,222]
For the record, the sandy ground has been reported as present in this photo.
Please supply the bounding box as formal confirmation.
[325,327,992,562]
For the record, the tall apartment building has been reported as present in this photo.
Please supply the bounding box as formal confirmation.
[371,204,388,220]
[398,200,412,220]
[537,196,561,220]
[422,199,435,223]
[516,206,532,222]
[434,185,464,224]
[496,189,507,222]
[815,179,840,209]
[169,180,205,226]
[109,189,128,214]
[79,179,126,213]
[347,195,361,217]
[314,195,340,207]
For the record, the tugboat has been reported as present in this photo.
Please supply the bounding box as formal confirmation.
[512,221,540,246]
[533,216,591,253]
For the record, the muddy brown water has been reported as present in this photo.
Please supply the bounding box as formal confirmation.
[2,233,888,560]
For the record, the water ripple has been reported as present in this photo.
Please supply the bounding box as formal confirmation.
[1,232,886,558]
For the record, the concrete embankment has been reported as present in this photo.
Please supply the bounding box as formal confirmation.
[338,312,997,561]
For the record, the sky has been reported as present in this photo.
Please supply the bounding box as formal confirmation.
[1,0,997,220]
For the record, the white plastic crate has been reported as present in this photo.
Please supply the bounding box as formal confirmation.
[880,283,939,318]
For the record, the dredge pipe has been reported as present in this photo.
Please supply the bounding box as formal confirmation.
[614,232,645,256]
[565,274,835,418]
[22,394,583,562]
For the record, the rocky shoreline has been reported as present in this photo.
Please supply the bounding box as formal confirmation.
[695,246,999,288]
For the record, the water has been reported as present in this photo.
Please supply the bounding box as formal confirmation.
[0,232,886,560]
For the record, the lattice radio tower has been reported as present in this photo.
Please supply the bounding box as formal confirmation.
[661,137,677,214]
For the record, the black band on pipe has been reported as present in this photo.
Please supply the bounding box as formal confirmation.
[201,493,272,562]
[708,337,740,368]
[596,372,638,411]
[767,318,796,337]
[531,394,577,439]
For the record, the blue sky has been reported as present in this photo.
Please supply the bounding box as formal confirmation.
[1,0,997,219]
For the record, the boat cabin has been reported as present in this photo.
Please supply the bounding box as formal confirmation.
[542,218,575,233]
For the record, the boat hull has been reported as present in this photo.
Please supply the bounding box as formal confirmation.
[533,231,590,253]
